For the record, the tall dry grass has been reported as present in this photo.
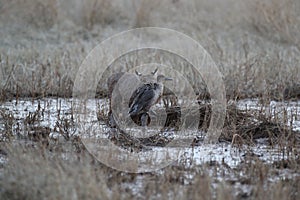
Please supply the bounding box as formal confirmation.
[0,0,119,29]
[0,0,58,29]
[0,0,299,100]
[0,144,112,200]
[0,143,298,200]
[251,0,300,49]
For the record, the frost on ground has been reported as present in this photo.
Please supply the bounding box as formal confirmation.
[0,98,299,168]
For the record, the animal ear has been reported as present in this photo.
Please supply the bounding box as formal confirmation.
[151,68,158,75]
[135,70,142,76]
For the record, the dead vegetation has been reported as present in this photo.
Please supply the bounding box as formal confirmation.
[250,0,300,49]
[103,71,298,149]
[0,0,300,199]
[0,0,299,101]
[0,141,299,200]
[104,99,299,151]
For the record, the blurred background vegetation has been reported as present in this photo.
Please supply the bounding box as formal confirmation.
[0,0,299,100]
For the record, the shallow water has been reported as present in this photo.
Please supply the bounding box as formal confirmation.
[0,97,299,198]
[237,99,300,131]
[0,97,299,170]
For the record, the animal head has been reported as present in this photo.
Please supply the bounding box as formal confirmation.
[135,68,158,76]
[135,68,158,83]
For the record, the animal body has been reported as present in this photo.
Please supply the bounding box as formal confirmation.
[128,75,172,126]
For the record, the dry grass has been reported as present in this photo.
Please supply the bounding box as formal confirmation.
[0,0,300,199]
[250,0,300,49]
[104,101,299,150]
[0,144,112,200]
[0,0,58,29]
[0,96,298,199]
[0,0,299,100]
[0,0,118,29]
[131,0,161,28]
[0,142,299,200]
[0,109,14,141]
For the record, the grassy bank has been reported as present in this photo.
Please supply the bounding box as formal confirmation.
[0,0,299,100]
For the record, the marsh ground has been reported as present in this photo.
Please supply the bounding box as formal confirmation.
[0,0,299,199]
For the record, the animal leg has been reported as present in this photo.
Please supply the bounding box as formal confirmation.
[141,113,149,127]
